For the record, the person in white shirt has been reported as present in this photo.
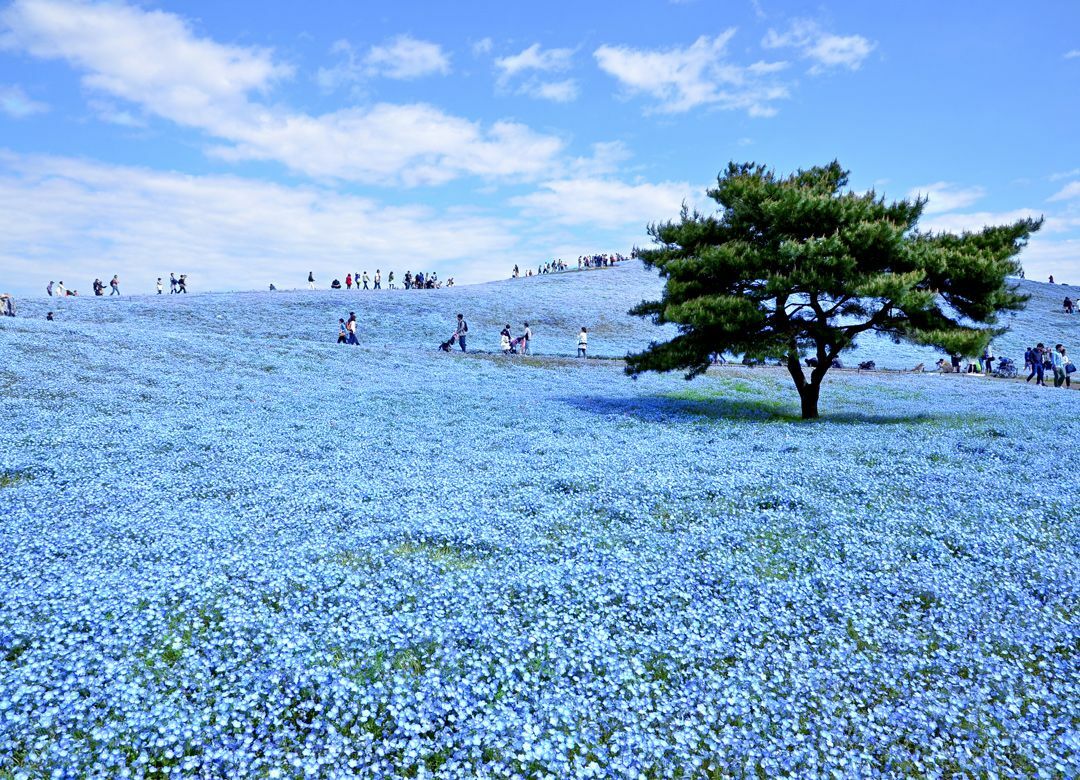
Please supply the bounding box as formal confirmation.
[523,322,532,355]
[500,324,512,354]
[577,327,588,358]
[156,278,163,294]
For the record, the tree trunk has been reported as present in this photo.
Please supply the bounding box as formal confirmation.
[798,381,821,419]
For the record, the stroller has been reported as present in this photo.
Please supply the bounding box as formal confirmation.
[993,357,1017,379]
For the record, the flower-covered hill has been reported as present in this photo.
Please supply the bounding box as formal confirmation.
[10,262,1078,366]
[0,264,1077,778]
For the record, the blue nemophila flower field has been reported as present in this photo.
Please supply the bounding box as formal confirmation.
[1,264,1077,778]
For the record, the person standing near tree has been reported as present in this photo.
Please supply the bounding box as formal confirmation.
[577,327,588,358]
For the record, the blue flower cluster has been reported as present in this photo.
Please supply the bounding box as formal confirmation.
[0,266,1077,777]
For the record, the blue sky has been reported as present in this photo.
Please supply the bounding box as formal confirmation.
[0,0,1077,297]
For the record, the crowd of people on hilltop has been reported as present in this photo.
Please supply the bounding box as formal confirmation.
[310,270,453,291]
[511,253,629,279]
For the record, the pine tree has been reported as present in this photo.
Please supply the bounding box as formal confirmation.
[626,161,1041,419]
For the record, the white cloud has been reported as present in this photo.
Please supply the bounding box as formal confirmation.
[1065,50,1080,59]
[207,105,566,186]
[0,151,520,291]
[918,208,1043,235]
[0,83,47,117]
[527,79,579,102]
[493,44,579,103]
[763,20,874,73]
[1048,181,1080,202]
[511,177,700,229]
[316,36,450,93]
[1,0,290,125]
[365,35,450,79]
[594,32,789,115]
[908,181,986,214]
[1,0,564,186]
[1050,168,1080,181]
[495,43,574,79]
[471,37,493,57]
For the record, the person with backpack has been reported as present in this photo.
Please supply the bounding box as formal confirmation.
[577,327,588,358]
[1061,345,1075,388]
[455,313,468,352]
[109,275,120,295]
[337,318,348,344]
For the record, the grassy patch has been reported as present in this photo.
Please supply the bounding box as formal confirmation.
[0,469,35,489]
[391,540,482,570]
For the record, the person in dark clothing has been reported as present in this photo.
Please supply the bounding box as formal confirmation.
[950,354,961,373]
[1028,344,1047,386]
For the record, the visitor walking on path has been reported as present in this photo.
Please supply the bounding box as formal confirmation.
[1051,344,1070,388]
[388,271,395,289]
[170,273,178,293]
[374,270,381,290]
[577,327,588,358]
[1060,345,1074,388]
[362,272,370,290]
[156,278,163,294]
[338,318,348,344]
[308,271,315,290]
[523,322,532,355]
[178,275,188,293]
[1027,344,1047,385]
[346,312,359,346]
[455,313,468,352]
[110,275,120,295]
